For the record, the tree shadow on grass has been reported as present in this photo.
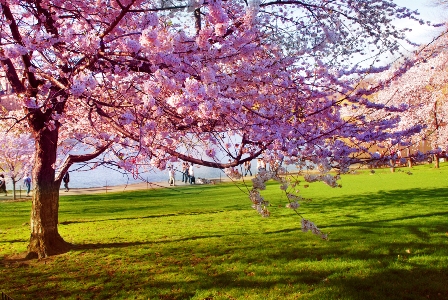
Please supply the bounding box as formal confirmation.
[3,186,448,299]
[8,257,448,300]
[314,267,448,300]
[69,234,227,251]
[3,233,448,300]
[181,242,448,300]
[322,187,448,209]
[59,209,228,225]
[322,211,448,228]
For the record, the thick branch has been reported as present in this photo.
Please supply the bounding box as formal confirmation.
[161,145,264,169]
[100,0,137,39]
[95,105,268,168]
[1,2,41,90]
[56,141,113,183]
[194,8,201,34]
[28,0,60,37]
[0,56,26,94]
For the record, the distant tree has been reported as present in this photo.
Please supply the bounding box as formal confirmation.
[0,131,34,199]
[372,29,448,168]
[0,0,432,258]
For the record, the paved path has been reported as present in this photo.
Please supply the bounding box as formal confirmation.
[61,181,171,195]
[0,177,236,201]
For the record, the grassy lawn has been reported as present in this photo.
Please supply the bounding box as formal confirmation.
[1,163,447,299]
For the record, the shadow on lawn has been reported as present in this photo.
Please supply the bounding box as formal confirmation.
[59,209,228,225]
[312,186,448,220]
[3,186,447,299]
[11,257,448,300]
[313,267,448,300]
[324,211,448,228]
[70,234,226,251]
[326,186,448,208]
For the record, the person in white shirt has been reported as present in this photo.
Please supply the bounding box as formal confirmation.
[168,166,175,186]
[256,158,266,172]
[188,163,195,184]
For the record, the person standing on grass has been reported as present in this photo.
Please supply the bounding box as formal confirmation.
[24,174,32,197]
[244,160,252,177]
[0,174,7,196]
[256,158,266,172]
[63,172,70,192]
[188,163,195,184]
[181,161,189,183]
[168,165,175,186]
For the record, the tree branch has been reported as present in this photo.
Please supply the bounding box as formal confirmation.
[1,2,42,91]
[56,141,114,183]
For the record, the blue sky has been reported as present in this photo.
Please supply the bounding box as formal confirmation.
[393,0,446,44]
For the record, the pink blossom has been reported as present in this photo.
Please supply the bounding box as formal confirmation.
[45,120,57,131]
[71,82,86,97]
[140,29,158,47]
[215,23,228,36]
[23,97,39,109]
[141,13,158,28]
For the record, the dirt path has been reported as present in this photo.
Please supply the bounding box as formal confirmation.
[0,181,182,201]
[0,177,233,201]
[60,180,181,195]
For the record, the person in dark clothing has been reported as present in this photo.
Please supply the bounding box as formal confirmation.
[63,172,70,192]
[181,162,189,183]
[24,174,32,196]
[244,160,252,177]
[0,174,7,196]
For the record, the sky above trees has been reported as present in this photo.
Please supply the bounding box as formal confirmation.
[393,0,445,44]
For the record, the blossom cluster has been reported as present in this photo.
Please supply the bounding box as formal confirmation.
[304,173,341,188]
[301,219,328,240]
[224,167,242,179]
[249,167,330,239]
[249,190,270,217]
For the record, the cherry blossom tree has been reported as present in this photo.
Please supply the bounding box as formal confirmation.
[372,29,448,168]
[0,0,432,258]
[0,129,34,200]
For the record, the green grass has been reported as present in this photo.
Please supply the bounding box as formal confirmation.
[1,163,448,300]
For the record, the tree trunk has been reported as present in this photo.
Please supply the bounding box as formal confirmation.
[407,149,413,168]
[389,159,395,173]
[26,128,70,259]
[434,154,440,169]
[12,179,16,200]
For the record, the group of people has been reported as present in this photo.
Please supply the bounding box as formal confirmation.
[243,158,266,177]
[167,162,196,186]
[0,173,32,197]
[181,162,195,184]
[0,158,271,196]
[167,158,268,186]
[0,171,70,197]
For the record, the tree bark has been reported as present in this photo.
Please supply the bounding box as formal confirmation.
[389,159,395,173]
[434,154,440,169]
[12,179,16,200]
[26,127,70,259]
[407,148,413,168]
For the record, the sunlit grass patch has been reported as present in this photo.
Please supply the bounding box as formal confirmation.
[1,163,447,299]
